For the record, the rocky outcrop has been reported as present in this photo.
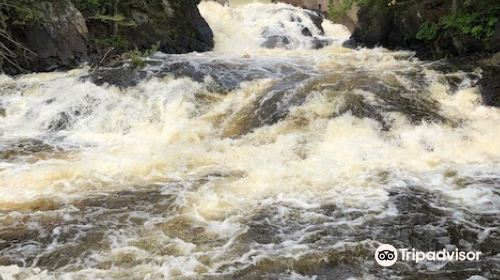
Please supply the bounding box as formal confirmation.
[5,0,88,74]
[348,0,450,57]
[1,0,214,75]
[480,66,500,106]
[478,53,500,107]
[348,0,500,59]
[82,0,214,56]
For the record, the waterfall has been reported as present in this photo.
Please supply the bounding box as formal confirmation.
[0,2,498,280]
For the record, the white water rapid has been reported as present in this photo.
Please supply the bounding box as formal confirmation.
[0,2,499,279]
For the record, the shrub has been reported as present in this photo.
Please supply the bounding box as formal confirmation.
[416,0,499,42]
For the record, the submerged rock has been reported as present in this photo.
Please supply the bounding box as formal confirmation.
[85,55,271,90]
[87,66,149,88]
[261,35,291,49]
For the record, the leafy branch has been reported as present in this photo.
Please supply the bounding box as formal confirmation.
[416,0,499,42]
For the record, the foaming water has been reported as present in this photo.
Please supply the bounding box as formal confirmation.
[199,2,349,52]
[0,2,499,280]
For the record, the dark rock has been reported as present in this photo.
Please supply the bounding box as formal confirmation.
[260,32,330,51]
[341,39,358,49]
[221,71,313,137]
[336,93,389,130]
[2,0,214,75]
[349,0,497,59]
[303,10,324,35]
[351,1,393,48]
[84,0,213,57]
[301,27,312,37]
[349,0,444,58]
[329,72,447,129]
[88,67,149,88]
[479,65,500,106]
[5,0,88,75]
[85,54,272,90]
[261,35,291,49]
[489,22,500,52]
[310,37,332,49]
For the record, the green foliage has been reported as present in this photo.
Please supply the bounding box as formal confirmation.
[123,43,159,69]
[0,0,42,27]
[417,0,499,42]
[74,0,138,26]
[416,22,439,41]
[93,36,129,49]
[74,0,138,54]
[129,51,145,69]
[328,0,356,21]
[90,14,136,26]
[328,0,499,56]
[327,0,388,21]
[73,0,109,16]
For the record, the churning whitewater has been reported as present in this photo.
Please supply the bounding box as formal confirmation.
[0,2,499,279]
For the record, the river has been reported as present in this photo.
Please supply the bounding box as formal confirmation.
[0,2,499,279]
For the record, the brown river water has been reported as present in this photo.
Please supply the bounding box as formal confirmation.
[0,2,499,279]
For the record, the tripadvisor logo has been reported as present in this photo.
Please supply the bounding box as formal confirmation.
[375,244,398,267]
[374,244,482,267]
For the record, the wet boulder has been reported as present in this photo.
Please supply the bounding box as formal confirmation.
[310,37,332,49]
[261,35,291,49]
[86,67,149,88]
[302,10,324,35]
[479,64,500,107]
[301,27,313,37]
[85,53,272,90]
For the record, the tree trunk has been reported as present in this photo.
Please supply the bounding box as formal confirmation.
[113,0,120,36]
